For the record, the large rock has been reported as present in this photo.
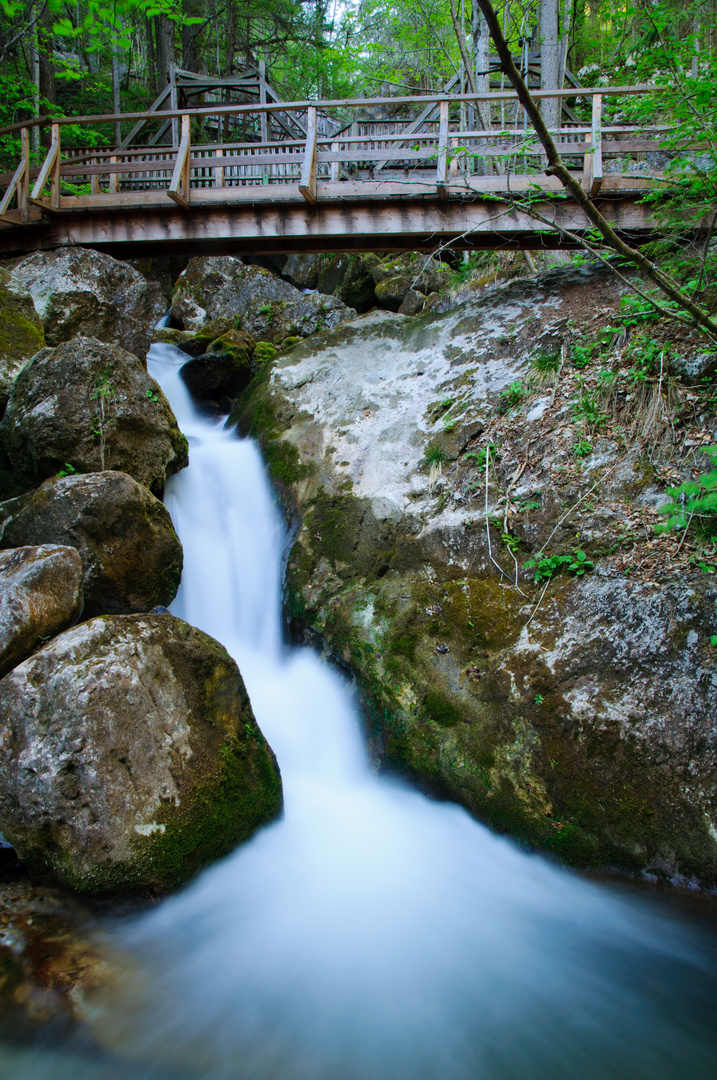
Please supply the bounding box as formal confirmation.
[371,253,451,311]
[0,545,83,676]
[231,261,717,888]
[11,248,165,359]
[171,256,356,344]
[0,614,283,895]
[0,269,45,415]
[0,336,188,496]
[0,472,182,618]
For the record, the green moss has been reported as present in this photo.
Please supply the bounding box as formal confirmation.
[424,690,462,727]
[254,341,279,362]
[264,438,317,489]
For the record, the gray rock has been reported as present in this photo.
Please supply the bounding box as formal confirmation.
[180,351,252,409]
[0,336,188,496]
[11,248,165,359]
[172,256,300,333]
[0,545,83,676]
[372,254,451,310]
[282,253,321,290]
[0,269,44,414]
[0,614,283,895]
[171,255,356,344]
[0,472,183,618]
[670,350,717,383]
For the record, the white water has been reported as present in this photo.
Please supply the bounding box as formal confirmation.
[2,341,716,1079]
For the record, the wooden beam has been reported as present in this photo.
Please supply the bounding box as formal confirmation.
[118,84,172,151]
[299,106,318,203]
[169,63,179,150]
[591,93,603,196]
[259,59,268,144]
[30,124,61,207]
[436,100,449,199]
[168,114,191,208]
[0,126,28,224]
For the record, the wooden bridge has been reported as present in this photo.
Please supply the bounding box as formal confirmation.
[0,85,672,258]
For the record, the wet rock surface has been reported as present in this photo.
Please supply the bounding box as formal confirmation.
[180,350,253,412]
[0,472,182,618]
[0,546,83,676]
[0,614,283,896]
[0,336,188,497]
[11,248,165,359]
[232,261,717,888]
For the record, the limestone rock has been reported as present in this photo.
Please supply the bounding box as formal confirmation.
[0,269,44,415]
[371,254,451,311]
[0,472,182,618]
[0,614,283,895]
[11,248,165,359]
[172,256,300,333]
[171,256,356,343]
[0,336,188,496]
[0,545,83,676]
[282,253,320,290]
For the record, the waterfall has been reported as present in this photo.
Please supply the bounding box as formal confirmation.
[3,340,715,1080]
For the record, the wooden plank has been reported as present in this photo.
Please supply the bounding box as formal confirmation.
[0,85,666,139]
[30,124,61,206]
[436,101,449,199]
[168,115,191,208]
[0,153,26,221]
[214,147,224,188]
[591,93,603,196]
[330,141,339,182]
[109,155,119,194]
[299,106,318,203]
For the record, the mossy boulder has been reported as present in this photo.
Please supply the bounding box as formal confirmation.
[180,350,252,412]
[0,472,182,618]
[0,545,83,676]
[0,614,283,896]
[11,248,165,360]
[0,269,44,415]
[371,253,451,311]
[0,336,188,498]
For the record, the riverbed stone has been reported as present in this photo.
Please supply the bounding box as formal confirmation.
[0,545,83,676]
[180,350,252,410]
[0,472,182,618]
[11,248,165,359]
[231,260,717,888]
[0,269,45,416]
[0,336,188,497]
[0,614,283,895]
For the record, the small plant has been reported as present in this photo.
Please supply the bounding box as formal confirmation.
[573,439,592,459]
[524,548,594,582]
[534,694,544,705]
[572,343,594,370]
[146,388,159,403]
[90,370,116,471]
[530,348,560,376]
[424,445,447,467]
[655,446,717,540]
[463,442,496,468]
[501,532,521,552]
[57,462,77,477]
[499,381,526,413]
[232,314,243,331]
[572,389,606,427]
[710,635,717,648]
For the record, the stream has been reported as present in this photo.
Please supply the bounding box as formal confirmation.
[1,339,717,1079]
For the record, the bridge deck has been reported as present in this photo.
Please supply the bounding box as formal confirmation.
[0,86,674,256]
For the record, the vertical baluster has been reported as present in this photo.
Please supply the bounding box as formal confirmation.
[109,155,119,194]
[214,146,225,188]
[50,123,61,209]
[19,127,29,221]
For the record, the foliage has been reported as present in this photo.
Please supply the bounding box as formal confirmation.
[499,380,526,413]
[655,446,717,539]
[524,548,594,582]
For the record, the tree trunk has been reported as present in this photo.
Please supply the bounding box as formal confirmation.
[539,0,560,129]
[155,14,175,87]
[112,44,121,145]
[145,17,158,98]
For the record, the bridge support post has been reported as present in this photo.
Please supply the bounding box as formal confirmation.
[299,105,318,203]
[168,114,192,209]
[437,100,449,199]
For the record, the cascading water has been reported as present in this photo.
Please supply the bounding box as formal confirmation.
[2,339,716,1080]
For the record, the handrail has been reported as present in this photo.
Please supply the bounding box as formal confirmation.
[168,114,191,208]
[0,84,665,138]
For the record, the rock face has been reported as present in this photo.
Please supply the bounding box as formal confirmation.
[0,336,188,496]
[0,269,45,415]
[0,472,182,618]
[0,546,83,676]
[0,614,283,895]
[171,255,355,343]
[11,248,165,359]
[232,261,717,888]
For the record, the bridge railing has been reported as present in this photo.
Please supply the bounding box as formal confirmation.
[0,85,674,224]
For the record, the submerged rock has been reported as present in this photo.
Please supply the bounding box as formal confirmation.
[0,614,283,895]
[0,472,182,618]
[0,336,188,497]
[0,269,44,415]
[0,545,83,676]
[11,248,165,359]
